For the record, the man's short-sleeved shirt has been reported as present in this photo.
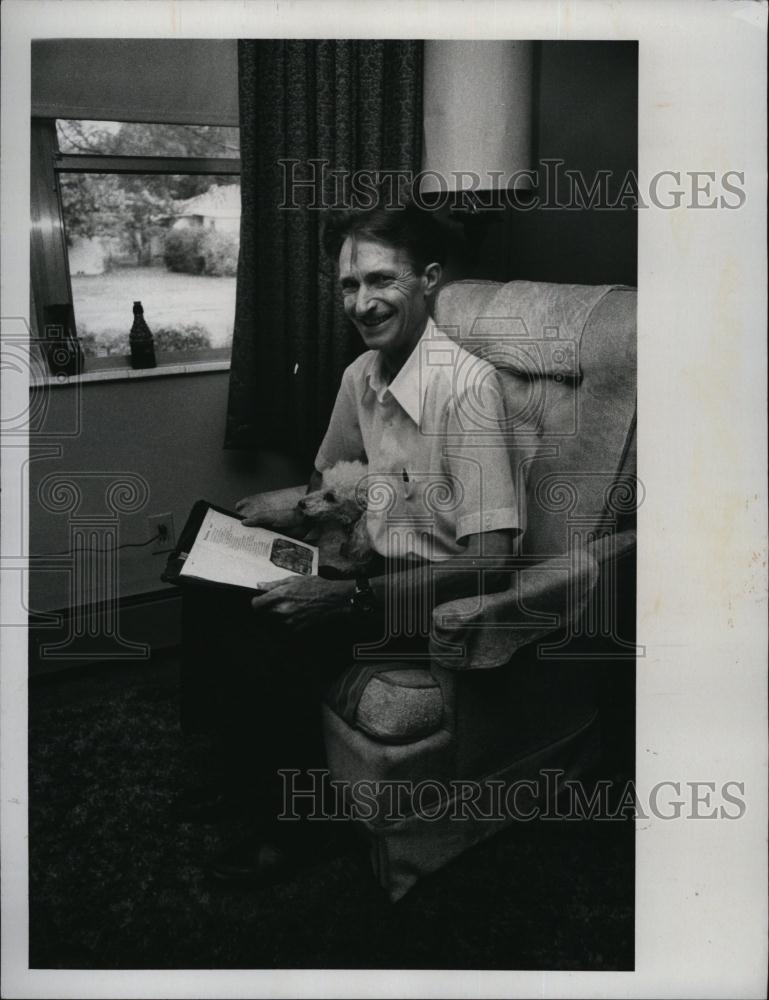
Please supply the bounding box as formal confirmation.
[314,324,524,562]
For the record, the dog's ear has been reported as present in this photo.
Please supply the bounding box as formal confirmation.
[344,515,372,564]
[354,481,368,511]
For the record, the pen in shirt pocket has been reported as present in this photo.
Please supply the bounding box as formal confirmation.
[402,467,413,499]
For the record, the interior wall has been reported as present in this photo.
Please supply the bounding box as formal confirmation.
[457,41,638,285]
[28,372,306,612]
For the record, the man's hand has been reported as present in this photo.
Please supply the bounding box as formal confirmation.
[236,475,324,534]
[250,576,354,630]
[235,493,306,535]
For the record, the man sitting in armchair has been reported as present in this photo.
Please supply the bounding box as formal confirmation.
[179,202,523,888]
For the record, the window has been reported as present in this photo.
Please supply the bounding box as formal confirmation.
[30,118,241,376]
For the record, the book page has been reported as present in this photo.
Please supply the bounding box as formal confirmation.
[179,508,318,589]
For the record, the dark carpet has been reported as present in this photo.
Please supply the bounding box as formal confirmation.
[29,654,634,970]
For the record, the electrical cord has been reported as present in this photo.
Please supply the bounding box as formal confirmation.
[33,532,164,558]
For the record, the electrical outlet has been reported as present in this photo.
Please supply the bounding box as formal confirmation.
[148,513,175,554]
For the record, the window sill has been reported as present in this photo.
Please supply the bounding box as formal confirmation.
[31,353,231,387]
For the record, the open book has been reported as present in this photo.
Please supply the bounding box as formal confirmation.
[164,503,318,592]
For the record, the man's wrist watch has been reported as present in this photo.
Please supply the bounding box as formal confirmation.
[349,576,377,615]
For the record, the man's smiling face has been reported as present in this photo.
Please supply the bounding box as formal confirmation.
[338,236,433,367]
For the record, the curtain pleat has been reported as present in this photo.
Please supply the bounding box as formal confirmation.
[225,40,423,462]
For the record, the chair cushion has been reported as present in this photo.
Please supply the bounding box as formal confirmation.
[324,665,443,744]
[437,281,637,556]
[435,279,620,380]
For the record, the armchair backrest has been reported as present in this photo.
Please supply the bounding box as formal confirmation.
[434,280,637,558]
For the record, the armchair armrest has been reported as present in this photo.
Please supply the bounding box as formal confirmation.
[429,543,601,670]
[585,526,636,566]
[429,528,637,670]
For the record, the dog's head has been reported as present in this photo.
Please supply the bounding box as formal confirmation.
[297,461,368,525]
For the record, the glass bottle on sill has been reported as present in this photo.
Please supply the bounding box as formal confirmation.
[41,303,84,377]
[129,301,157,370]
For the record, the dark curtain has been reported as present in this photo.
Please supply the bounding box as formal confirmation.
[225,40,424,462]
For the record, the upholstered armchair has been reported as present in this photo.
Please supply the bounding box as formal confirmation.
[243,279,637,900]
[312,280,638,899]
[186,279,637,901]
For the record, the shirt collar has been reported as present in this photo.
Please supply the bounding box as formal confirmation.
[367,322,452,425]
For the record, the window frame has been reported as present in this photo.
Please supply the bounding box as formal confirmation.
[30,117,242,380]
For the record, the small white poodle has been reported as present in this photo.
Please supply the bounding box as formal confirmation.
[297,460,374,575]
